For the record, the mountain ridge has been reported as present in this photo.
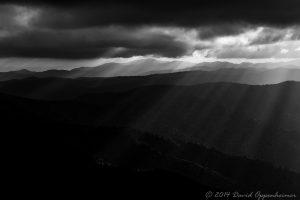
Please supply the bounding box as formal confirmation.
[1,59,300,83]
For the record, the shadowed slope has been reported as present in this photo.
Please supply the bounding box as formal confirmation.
[0,81,299,173]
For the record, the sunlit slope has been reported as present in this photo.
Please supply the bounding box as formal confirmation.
[76,82,300,173]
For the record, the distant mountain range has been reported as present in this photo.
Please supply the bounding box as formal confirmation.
[0,59,299,84]
[1,68,300,101]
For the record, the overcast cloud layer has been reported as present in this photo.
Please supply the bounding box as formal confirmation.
[0,0,299,69]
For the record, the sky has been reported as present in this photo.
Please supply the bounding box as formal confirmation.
[0,0,300,71]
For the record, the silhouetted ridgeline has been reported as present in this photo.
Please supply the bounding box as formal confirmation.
[1,67,300,89]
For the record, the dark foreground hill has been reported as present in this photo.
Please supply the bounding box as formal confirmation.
[2,112,300,197]
[1,81,300,196]
[0,81,300,173]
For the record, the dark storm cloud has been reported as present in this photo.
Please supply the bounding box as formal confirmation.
[0,28,189,58]
[248,26,300,45]
[8,0,300,29]
[250,27,293,45]
[196,24,253,40]
[0,0,300,59]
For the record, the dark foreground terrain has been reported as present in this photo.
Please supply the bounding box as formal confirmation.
[3,121,300,198]
[1,79,300,198]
